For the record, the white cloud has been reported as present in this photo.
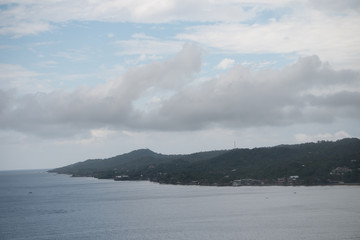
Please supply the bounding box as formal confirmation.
[53,49,89,62]
[0,64,40,81]
[0,0,262,36]
[176,10,360,69]
[0,21,51,38]
[36,60,58,68]
[55,127,116,145]
[294,131,351,143]
[131,33,156,40]
[0,64,50,93]
[216,58,235,70]
[1,0,359,70]
[115,38,183,56]
[240,61,277,70]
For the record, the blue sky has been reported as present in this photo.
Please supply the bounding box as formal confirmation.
[1,0,360,170]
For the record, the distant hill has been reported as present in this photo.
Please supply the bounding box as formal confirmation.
[49,138,360,186]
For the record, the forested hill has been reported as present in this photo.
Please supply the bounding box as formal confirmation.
[49,138,360,186]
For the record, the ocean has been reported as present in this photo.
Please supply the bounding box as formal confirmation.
[1,170,359,240]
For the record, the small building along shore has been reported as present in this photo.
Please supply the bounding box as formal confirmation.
[232,176,300,186]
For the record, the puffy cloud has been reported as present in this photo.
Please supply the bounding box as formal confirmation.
[138,55,359,131]
[0,44,203,137]
[216,58,235,70]
[1,46,359,138]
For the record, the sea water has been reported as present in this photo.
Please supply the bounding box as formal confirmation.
[1,170,359,240]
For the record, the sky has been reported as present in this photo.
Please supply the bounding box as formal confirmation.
[1,0,360,170]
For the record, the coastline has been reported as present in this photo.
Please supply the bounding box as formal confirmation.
[49,170,360,187]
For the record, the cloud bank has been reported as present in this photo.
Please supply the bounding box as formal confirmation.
[1,44,359,138]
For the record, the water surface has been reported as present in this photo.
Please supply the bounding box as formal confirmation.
[1,170,359,240]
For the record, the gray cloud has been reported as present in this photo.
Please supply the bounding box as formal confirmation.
[1,46,359,138]
[0,44,203,137]
[309,0,360,13]
[137,56,360,130]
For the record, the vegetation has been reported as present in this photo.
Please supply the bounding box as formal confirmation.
[49,138,360,186]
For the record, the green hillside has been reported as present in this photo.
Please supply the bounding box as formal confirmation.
[49,138,360,186]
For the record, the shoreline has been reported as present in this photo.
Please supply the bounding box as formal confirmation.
[50,171,360,187]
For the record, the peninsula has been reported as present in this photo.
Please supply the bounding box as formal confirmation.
[49,138,360,186]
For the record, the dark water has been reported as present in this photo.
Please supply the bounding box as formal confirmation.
[1,170,360,240]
